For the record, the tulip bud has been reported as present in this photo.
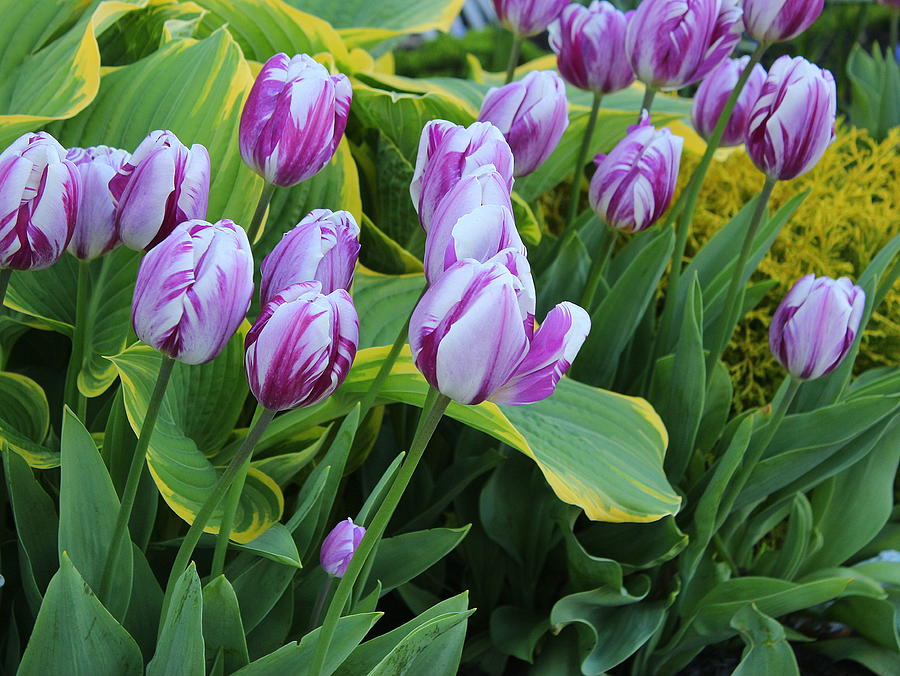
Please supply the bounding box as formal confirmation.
[589,112,683,233]
[66,145,129,260]
[477,70,569,177]
[423,167,524,283]
[245,281,358,411]
[549,1,634,95]
[320,518,366,577]
[132,219,253,365]
[260,209,360,306]
[239,53,352,188]
[410,120,514,233]
[410,249,590,405]
[110,130,210,251]
[492,0,571,36]
[625,0,743,91]
[0,132,78,270]
[691,57,767,147]
[746,56,836,181]
[769,274,865,380]
[742,0,823,43]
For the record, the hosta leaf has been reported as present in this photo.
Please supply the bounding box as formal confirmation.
[0,371,56,468]
[110,339,283,543]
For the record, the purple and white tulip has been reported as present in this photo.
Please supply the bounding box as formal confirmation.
[410,120,514,233]
[423,166,524,283]
[746,56,836,181]
[320,518,366,577]
[131,219,253,365]
[245,281,358,411]
[0,132,78,270]
[549,1,634,95]
[625,0,744,91]
[477,70,569,177]
[588,112,683,233]
[239,53,352,188]
[691,57,767,147]
[260,208,360,305]
[492,0,571,36]
[66,145,129,260]
[769,274,865,381]
[410,249,590,405]
[742,0,824,43]
[110,130,210,251]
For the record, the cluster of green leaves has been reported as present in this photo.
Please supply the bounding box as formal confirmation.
[0,1,898,675]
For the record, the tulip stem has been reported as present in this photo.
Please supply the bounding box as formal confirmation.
[310,390,451,676]
[309,577,334,631]
[891,10,899,59]
[246,182,277,245]
[565,92,603,230]
[0,268,10,308]
[504,34,523,84]
[652,43,768,365]
[63,259,91,420]
[704,175,776,382]
[579,226,616,311]
[99,354,175,604]
[639,86,656,118]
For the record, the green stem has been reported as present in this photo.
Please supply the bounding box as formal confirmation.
[161,407,277,620]
[891,10,899,59]
[564,92,603,230]
[0,268,11,308]
[504,33,523,84]
[309,577,334,631]
[639,86,656,118]
[100,355,175,602]
[209,458,251,578]
[63,259,91,419]
[309,390,451,676]
[246,183,276,245]
[704,175,776,381]
[579,226,615,310]
[656,43,769,359]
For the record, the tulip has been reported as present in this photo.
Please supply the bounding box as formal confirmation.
[0,132,78,270]
[549,1,634,95]
[410,120,514,232]
[132,219,253,365]
[745,56,836,181]
[742,0,823,43]
[625,0,743,91]
[239,53,352,188]
[320,518,366,577]
[245,281,358,411]
[410,249,590,405]
[260,209,360,305]
[66,145,129,260]
[423,167,524,284]
[492,0,571,36]
[477,70,569,177]
[110,130,210,251]
[589,112,683,233]
[691,57,767,147]
[769,274,865,380]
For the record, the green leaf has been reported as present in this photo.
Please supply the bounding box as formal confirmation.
[203,575,250,674]
[510,191,541,247]
[490,606,550,663]
[730,605,799,676]
[369,527,470,594]
[812,637,900,676]
[18,553,143,676]
[58,407,132,619]
[535,230,591,317]
[148,563,204,676]
[359,213,424,275]
[110,340,283,543]
[124,544,164,661]
[351,268,423,350]
[0,371,55,467]
[847,44,900,141]
[367,610,474,675]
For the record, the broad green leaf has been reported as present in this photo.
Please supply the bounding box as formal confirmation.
[730,605,799,676]
[368,610,474,675]
[351,268,423,350]
[577,517,688,573]
[830,591,900,653]
[58,408,132,619]
[203,575,250,673]
[148,563,204,676]
[53,26,263,227]
[847,44,900,141]
[110,340,283,543]
[0,371,55,467]
[535,230,591,317]
[97,0,209,65]
[753,494,814,581]
[0,1,145,146]
[812,637,900,676]
[359,213,424,275]
[124,543,164,661]
[490,606,550,663]
[18,553,143,676]
[369,527,470,594]
[510,191,542,247]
